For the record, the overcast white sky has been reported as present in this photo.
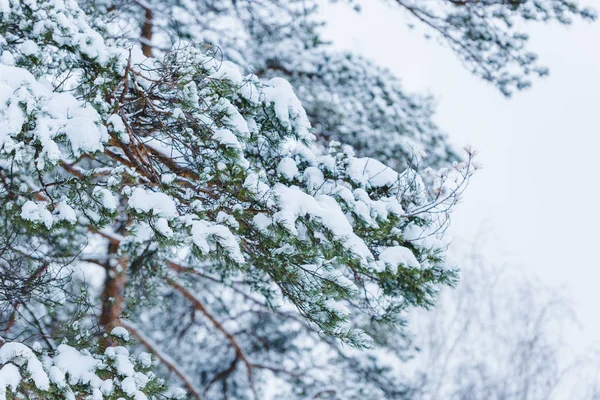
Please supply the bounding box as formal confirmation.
[321,1,600,352]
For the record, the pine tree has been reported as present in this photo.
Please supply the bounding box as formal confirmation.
[0,0,475,397]
[0,0,593,399]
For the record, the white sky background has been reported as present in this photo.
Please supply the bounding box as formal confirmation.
[321,1,600,353]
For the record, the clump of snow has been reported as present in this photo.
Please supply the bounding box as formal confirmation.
[324,298,350,317]
[105,346,149,400]
[111,326,130,342]
[137,353,152,369]
[239,75,260,104]
[252,213,272,233]
[183,81,199,108]
[208,60,243,85]
[93,187,118,212]
[48,366,66,388]
[0,65,107,166]
[0,342,50,391]
[31,342,42,353]
[55,201,77,223]
[303,166,324,191]
[52,344,102,388]
[273,184,373,264]
[0,364,20,400]
[262,77,313,141]
[21,201,53,229]
[154,217,174,238]
[121,376,138,396]
[107,114,129,143]
[190,220,245,263]
[219,98,250,137]
[18,40,38,56]
[161,173,176,185]
[131,222,154,243]
[129,188,178,219]
[0,50,14,66]
[377,246,421,272]
[347,157,399,188]
[212,128,242,150]
[42,92,106,156]
[167,387,187,399]
[105,346,134,377]
[244,173,271,201]
[277,157,298,180]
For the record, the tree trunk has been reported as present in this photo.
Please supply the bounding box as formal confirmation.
[99,239,128,350]
[141,7,153,57]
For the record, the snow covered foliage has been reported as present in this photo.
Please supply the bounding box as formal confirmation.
[0,0,476,397]
[383,0,596,96]
[0,0,592,398]
[79,0,461,171]
[0,339,162,400]
[3,0,594,398]
[261,51,459,169]
[8,0,596,398]
[77,0,597,179]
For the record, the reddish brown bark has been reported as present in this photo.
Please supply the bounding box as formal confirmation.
[141,7,153,57]
[99,239,128,350]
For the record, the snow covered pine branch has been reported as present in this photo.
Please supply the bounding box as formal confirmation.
[0,0,474,398]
